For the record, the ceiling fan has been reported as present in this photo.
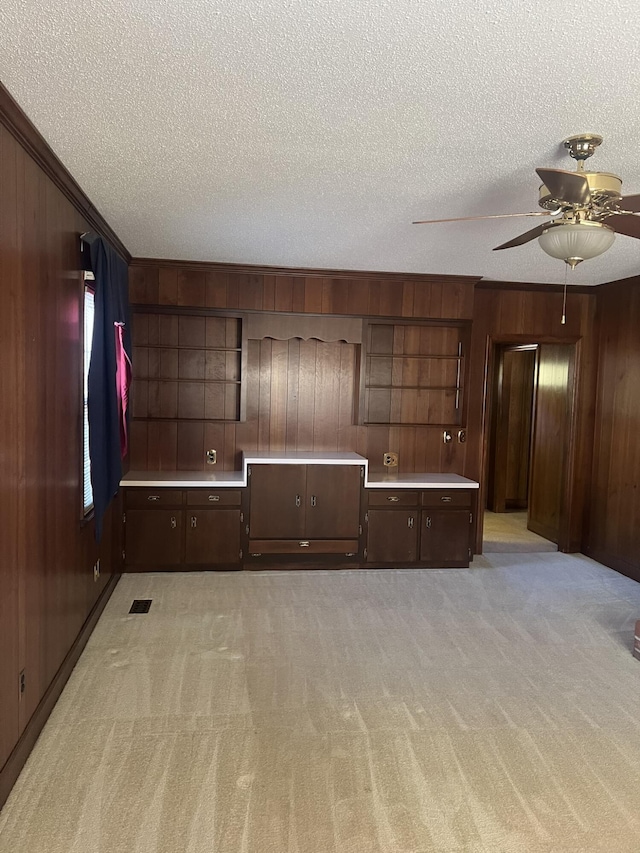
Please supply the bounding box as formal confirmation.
[414,134,640,268]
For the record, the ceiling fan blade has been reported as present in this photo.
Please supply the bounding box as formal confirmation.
[536,168,591,205]
[493,223,549,251]
[412,211,550,225]
[615,193,640,213]
[605,214,640,240]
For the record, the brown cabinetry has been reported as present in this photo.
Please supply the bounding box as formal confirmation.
[366,488,474,567]
[248,464,363,558]
[124,488,242,570]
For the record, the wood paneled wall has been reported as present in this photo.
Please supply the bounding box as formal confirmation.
[128,261,479,475]
[0,103,121,806]
[468,284,598,552]
[586,278,640,581]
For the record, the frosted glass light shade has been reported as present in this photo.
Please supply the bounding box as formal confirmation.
[538,221,615,264]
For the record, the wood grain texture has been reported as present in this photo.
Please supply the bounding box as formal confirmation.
[585,279,640,581]
[527,344,574,544]
[467,287,597,553]
[0,118,120,797]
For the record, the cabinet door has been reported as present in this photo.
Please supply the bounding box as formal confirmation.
[185,510,241,564]
[420,510,471,564]
[305,465,361,538]
[366,510,418,563]
[125,510,183,567]
[249,465,306,538]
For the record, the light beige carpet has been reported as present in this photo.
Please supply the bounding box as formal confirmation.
[2,556,640,852]
[483,511,558,553]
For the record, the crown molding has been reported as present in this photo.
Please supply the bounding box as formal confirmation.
[0,83,130,263]
[476,278,596,295]
[130,256,481,285]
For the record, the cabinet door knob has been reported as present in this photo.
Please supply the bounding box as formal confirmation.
[208,495,220,502]
[425,516,432,529]
[147,495,160,501]
[387,496,400,502]
[191,516,197,528]
[170,516,177,529]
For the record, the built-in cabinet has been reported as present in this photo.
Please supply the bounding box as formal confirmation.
[122,464,477,569]
[124,488,242,569]
[366,488,474,567]
[247,464,363,559]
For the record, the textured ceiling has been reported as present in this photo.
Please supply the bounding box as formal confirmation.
[3,0,640,285]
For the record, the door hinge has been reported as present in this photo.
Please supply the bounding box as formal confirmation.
[360,467,364,479]
[364,511,368,523]
[123,512,126,524]
[358,524,363,535]
[245,524,250,535]
[363,547,368,559]
[469,512,473,524]
[468,547,472,559]
[239,549,243,559]
[122,549,126,562]
[248,465,252,477]
[240,511,244,523]
[19,669,25,697]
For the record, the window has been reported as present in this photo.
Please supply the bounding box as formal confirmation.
[83,282,95,516]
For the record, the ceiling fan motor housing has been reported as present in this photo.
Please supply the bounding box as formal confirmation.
[538,171,622,211]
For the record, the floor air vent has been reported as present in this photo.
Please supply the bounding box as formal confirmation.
[129,599,152,614]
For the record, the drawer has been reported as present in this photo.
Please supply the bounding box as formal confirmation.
[421,489,472,508]
[125,489,184,508]
[186,489,242,506]
[367,490,419,507]
[248,539,359,555]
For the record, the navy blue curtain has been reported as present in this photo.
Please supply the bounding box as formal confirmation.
[84,233,131,540]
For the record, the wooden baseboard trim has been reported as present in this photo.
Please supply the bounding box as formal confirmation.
[0,573,121,811]
[583,547,640,583]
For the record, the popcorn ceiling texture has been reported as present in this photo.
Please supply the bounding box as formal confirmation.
[2,0,640,284]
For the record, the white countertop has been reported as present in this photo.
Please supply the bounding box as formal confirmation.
[121,454,479,490]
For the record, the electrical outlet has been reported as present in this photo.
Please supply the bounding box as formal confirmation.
[383,452,398,467]
[206,449,217,465]
[93,559,100,581]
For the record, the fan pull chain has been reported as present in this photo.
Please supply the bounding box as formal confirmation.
[561,265,568,325]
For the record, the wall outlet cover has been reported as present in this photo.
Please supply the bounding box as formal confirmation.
[206,449,217,464]
[383,452,398,467]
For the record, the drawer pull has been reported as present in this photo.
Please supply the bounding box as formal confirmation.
[440,496,453,503]
[208,495,220,502]
[299,540,310,548]
[147,495,160,501]
[191,516,197,528]
[310,495,317,507]
[425,516,432,529]
[387,496,400,502]
[170,516,177,529]
[408,516,414,529]
[295,494,301,507]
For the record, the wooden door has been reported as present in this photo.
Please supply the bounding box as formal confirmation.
[367,510,418,563]
[420,510,471,564]
[249,464,306,538]
[528,344,574,544]
[185,510,241,565]
[305,465,361,538]
[488,346,536,512]
[125,510,183,567]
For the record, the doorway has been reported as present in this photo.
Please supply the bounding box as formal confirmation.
[484,340,576,553]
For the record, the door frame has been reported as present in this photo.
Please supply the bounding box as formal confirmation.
[479,333,582,553]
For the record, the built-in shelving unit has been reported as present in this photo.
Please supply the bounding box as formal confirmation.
[362,322,467,426]
[130,313,242,422]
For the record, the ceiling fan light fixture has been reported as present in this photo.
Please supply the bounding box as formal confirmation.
[538,220,615,267]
